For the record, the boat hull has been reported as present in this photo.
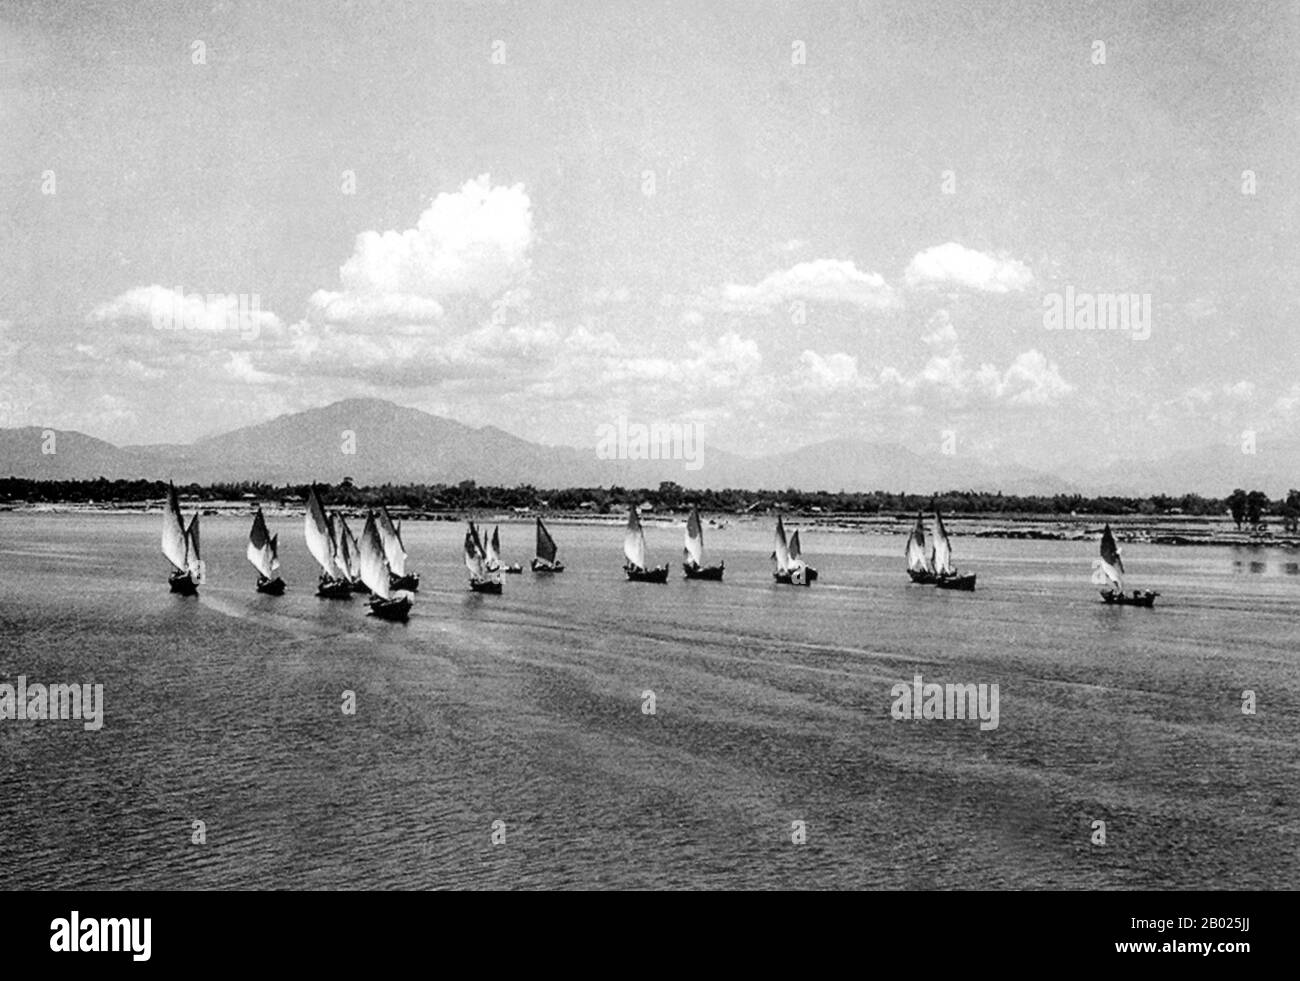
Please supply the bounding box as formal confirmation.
[908,569,939,584]
[368,595,412,620]
[625,564,669,583]
[316,576,353,599]
[935,573,976,591]
[389,572,420,592]
[774,566,817,586]
[350,579,371,594]
[255,576,286,595]
[683,562,725,580]
[531,558,565,573]
[503,564,523,574]
[168,570,198,595]
[1101,589,1158,607]
[469,578,503,594]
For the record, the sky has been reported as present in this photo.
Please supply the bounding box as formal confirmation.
[1,0,1296,475]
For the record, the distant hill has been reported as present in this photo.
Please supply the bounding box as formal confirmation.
[0,396,1202,495]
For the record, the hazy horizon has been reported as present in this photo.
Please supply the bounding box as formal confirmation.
[2,0,1297,478]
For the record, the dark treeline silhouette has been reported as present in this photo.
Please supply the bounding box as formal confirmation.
[3,477,1298,524]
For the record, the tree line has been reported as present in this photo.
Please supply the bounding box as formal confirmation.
[2,477,1298,528]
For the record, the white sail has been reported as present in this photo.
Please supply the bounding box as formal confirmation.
[464,522,487,578]
[906,513,933,574]
[684,507,704,566]
[358,512,393,598]
[337,514,362,581]
[1093,524,1124,589]
[485,526,502,571]
[185,513,204,582]
[377,506,408,577]
[773,516,791,573]
[247,508,278,579]
[304,487,337,576]
[162,482,189,571]
[932,511,954,576]
[624,508,647,569]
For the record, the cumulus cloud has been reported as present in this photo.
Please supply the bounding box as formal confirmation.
[904,242,1033,293]
[717,259,898,312]
[982,350,1074,405]
[799,350,862,390]
[337,174,532,301]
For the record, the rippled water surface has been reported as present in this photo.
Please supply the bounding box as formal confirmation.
[0,513,1296,889]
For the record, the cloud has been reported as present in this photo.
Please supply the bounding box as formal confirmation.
[904,243,1033,293]
[307,290,444,328]
[337,174,532,301]
[89,285,283,336]
[983,350,1074,405]
[798,350,862,390]
[717,259,898,312]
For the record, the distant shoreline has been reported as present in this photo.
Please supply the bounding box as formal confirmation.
[3,501,1295,548]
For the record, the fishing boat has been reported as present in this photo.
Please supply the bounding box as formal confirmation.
[905,512,939,584]
[305,486,353,599]
[771,515,816,585]
[931,511,976,591]
[333,513,369,593]
[487,526,522,573]
[530,516,565,572]
[162,481,203,594]
[359,511,413,620]
[247,507,285,594]
[624,507,669,583]
[682,506,725,580]
[464,521,503,594]
[377,506,420,591]
[1093,523,1158,607]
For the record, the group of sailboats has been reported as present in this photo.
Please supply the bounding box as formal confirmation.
[905,511,976,590]
[161,482,204,594]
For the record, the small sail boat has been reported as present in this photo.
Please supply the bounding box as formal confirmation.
[786,528,818,586]
[624,507,669,583]
[682,506,725,580]
[771,515,814,585]
[1093,523,1158,607]
[377,506,420,591]
[931,511,976,591]
[488,526,521,573]
[530,516,565,572]
[247,506,285,594]
[359,511,412,620]
[464,521,503,594]
[334,513,369,593]
[162,481,203,594]
[905,511,939,584]
[305,486,352,599]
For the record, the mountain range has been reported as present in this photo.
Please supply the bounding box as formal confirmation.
[0,398,1294,496]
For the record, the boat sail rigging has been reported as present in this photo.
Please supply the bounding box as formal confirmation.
[932,512,954,577]
[772,515,792,575]
[772,515,816,585]
[682,505,726,579]
[464,521,502,592]
[624,507,668,582]
[358,511,411,618]
[906,512,935,581]
[376,506,407,576]
[1092,524,1124,591]
[484,525,502,571]
[335,513,364,586]
[305,486,352,598]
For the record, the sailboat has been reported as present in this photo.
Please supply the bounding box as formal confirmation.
[334,513,369,593]
[377,506,420,591]
[162,481,203,594]
[305,486,352,599]
[931,511,976,591]
[488,525,521,573]
[905,511,939,584]
[247,507,285,594]
[359,511,413,620]
[530,517,565,572]
[682,506,725,580]
[464,521,503,594]
[771,515,815,585]
[624,507,669,583]
[1093,523,1158,607]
